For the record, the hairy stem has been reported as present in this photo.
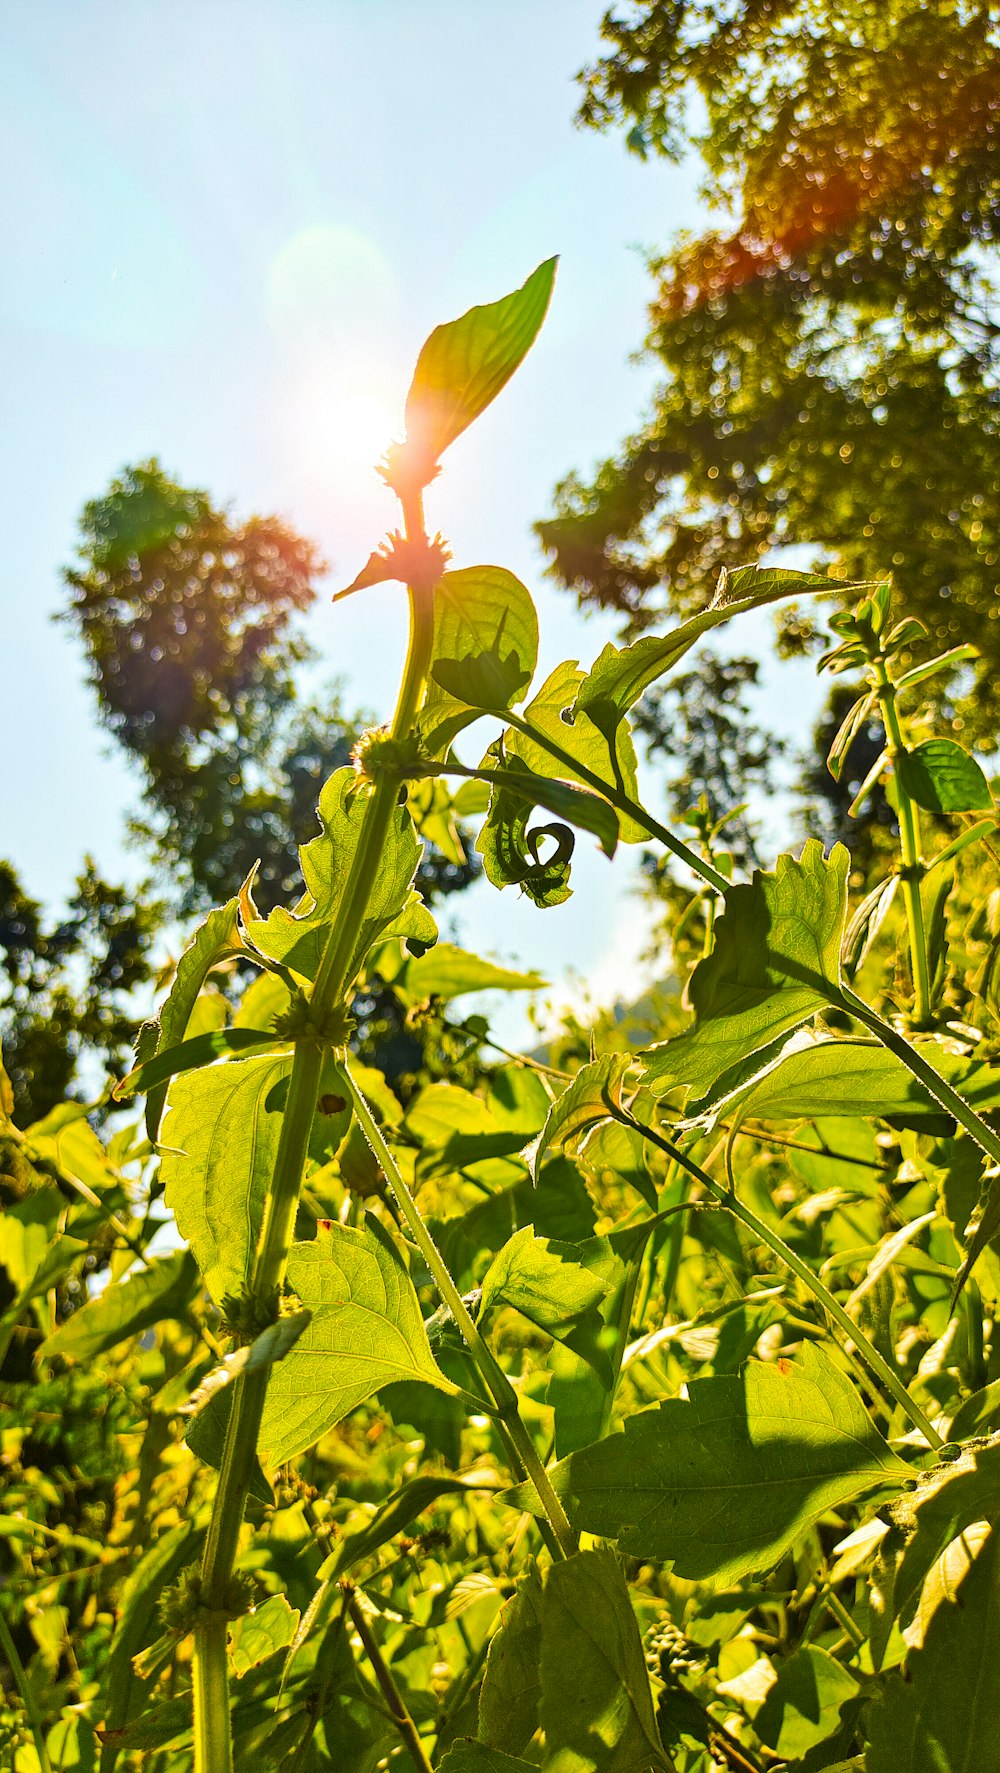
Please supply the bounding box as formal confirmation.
[621,1112,945,1450]
[341,1061,578,1557]
[342,1583,434,1773]
[874,661,932,1026]
[190,495,439,1768]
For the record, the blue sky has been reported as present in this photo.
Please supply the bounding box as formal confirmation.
[2,2,818,1038]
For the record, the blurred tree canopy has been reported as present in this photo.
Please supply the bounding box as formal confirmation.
[539,0,1000,725]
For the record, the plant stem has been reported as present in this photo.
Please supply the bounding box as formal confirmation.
[190,492,440,1769]
[342,1583,434,1773]
[620,1112,945,1451]
[874,660,932,1026]
[340,1062,578,1558]
[497,711,732,895]
[0,1602,52,1773]
[842,985,1000,1171]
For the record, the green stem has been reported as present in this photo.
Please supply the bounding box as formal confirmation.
[342,1584,434,1773]
[340,1062,578,1558]
[874,662,932,1026]
[499,711,731,895]
[621,1113,945,1450]
[0,1602,52,1773]
[190,494,440,1768]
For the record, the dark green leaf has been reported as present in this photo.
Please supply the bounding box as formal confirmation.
[185,1388,273,1506]
[39,1250,199,1363]
[437,1747,536,1773]
[405,258,556,464]
[866,1523,1000,1773]
[508,1344,909,1582]
[753,1646,860,1760]
[258,1217,455,1464]
[478,1567,543,1756]
[898,739,994,814]
[538,1549,668,1773]
[642,839,849,1103]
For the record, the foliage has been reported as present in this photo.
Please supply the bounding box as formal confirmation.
[538,0,1000,734]
[6,261,1000,1773]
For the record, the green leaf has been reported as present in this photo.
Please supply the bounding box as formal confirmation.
[478,1567,543,1756]
[897,738,994,814]
[508,1344,909,1582]
[530,1054,630,1181]
[889,1440,1000,1636]
[116,1027,281,1100]
[405,258,556,465]
[437,1747,536,1773]
[242,766,433,987]
[160,1053,291,1308]
[479,1226,622,1383]
[183,1311,312,1421]
[258,1216,455,1465]
[507,661,646,843]
[39,1250,199,1363]
[700,1033,1000,1131]
[754,1645,860,1760]
[139,894,245,1142]
[642,839,849,1103]
[324,1471,498,1580]
[538,1549,668,1773]
[572,1117,658,1210]
[842,874,898,981]
[866,1524,1000,1773]
[420,567,539,754]
[574,564,848,749]
[394,941,547,1001]
[229,1595,300,1679]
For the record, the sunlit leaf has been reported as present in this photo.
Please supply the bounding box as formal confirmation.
[394,941,547,1001]
[40,1250,199,1363]
[419,566,539,753]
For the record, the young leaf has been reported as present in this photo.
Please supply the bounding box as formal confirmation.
[160,1053,292,1308]
[478,1567,543,1756]
[642,839,850,1102]
[530,1053,630,1180]
[393,942,547,1001]
[897,738,994,814]
[419,566,539,754]
[242,766,433,987]
[538,1549,668,1773]
[507,1343,910,1582]
[138,894,245,1141]
[258,1216,455,1465]
[842,874,899,982]
[39,1250,199,1363]
[405,258,556,468]
[476,746,620,906]
[116,1027,281,1100]
[865,1523,1000,1773]
[229,1594,300,1679]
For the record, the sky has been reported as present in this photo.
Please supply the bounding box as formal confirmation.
[2,1,819,1042]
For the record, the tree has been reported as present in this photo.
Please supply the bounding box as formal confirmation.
[0,859,160,1123]
[539,0,1000,731]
